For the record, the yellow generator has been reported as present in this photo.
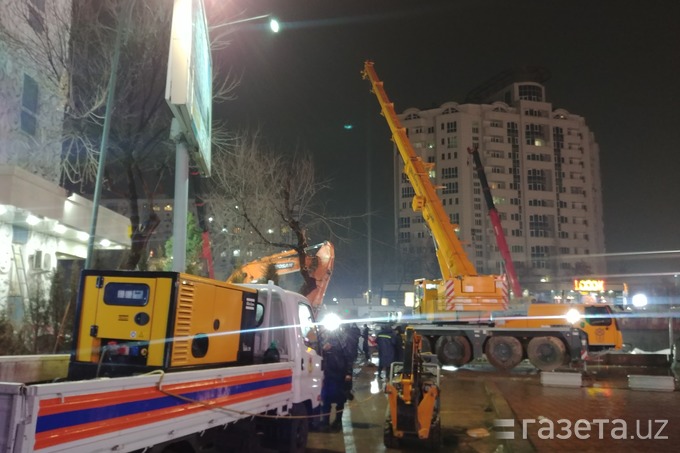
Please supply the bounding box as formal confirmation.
[68,270,258,380]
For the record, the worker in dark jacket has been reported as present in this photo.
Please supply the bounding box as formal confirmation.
[320,328,353,431]
[394,325,405,362]
[361,324,371,363]
[341,323,361,364]
[376,324,398,379]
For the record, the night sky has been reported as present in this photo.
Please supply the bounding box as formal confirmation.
[209,0,680,294]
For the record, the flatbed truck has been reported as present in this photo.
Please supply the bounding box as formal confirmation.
[0,270,323,453]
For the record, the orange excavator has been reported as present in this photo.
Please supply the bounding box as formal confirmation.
[226,241,335,311]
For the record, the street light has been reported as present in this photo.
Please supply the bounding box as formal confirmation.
[632,293,648,308]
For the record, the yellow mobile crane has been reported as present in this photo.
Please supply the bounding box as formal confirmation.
[362,61,507,319]
[362,61,621,372]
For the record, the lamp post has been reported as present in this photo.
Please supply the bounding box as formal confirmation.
[85,0,136,269]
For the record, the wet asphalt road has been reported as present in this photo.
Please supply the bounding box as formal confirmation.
[303,356,678,452]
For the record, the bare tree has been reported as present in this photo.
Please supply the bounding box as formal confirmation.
[65,0,176,269]
[206,131,332,293]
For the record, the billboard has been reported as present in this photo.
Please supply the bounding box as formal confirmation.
[165,0,212,176]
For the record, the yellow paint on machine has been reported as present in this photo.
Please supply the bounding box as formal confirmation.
[74,272,256,370]
[499,303,623,349]
[169,276,248,367]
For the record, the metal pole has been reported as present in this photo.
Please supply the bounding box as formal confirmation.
[172,141,189,272]
[669,313,674,361]
[366,101,372,305]
[85,2,131,269]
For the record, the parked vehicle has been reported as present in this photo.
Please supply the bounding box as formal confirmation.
[0,270,323,453]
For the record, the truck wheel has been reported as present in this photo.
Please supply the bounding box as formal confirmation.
[484,336,523,370]
[527,337,567,371]
[160,443,192,453]
[208,419,258,453]
[278,403,309,453]
[435,335,472,367]
[384,408,400,449]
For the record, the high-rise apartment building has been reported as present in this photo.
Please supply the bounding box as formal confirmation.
[394,68,605,293]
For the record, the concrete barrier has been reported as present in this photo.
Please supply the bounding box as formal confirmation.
[541,371,582,387]
[628,374,676,392]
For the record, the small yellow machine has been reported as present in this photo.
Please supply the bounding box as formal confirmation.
[69,270,258,379]
[384,327,442,449]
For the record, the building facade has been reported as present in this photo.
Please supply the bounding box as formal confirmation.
[0,0,72,184]
[0,1,129,321]
[394,70,606,295]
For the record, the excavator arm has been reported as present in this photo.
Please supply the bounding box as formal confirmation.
[227,249,299,284]
[227,241,335,310]
[384,327,441,446]
[468,145,522,296]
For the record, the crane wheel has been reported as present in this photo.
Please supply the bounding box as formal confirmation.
[484,336,523,371]
[527,336,567,371]
[420,336,433,353]
[435,335,472,367]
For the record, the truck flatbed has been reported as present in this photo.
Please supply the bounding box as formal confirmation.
[2,362,296,453]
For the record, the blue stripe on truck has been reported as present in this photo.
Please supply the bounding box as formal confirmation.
[36,375,291,433]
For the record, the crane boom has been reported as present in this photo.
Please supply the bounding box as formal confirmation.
[362,61,508,318]
[467,145,522,296]
[361,61,475,280]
